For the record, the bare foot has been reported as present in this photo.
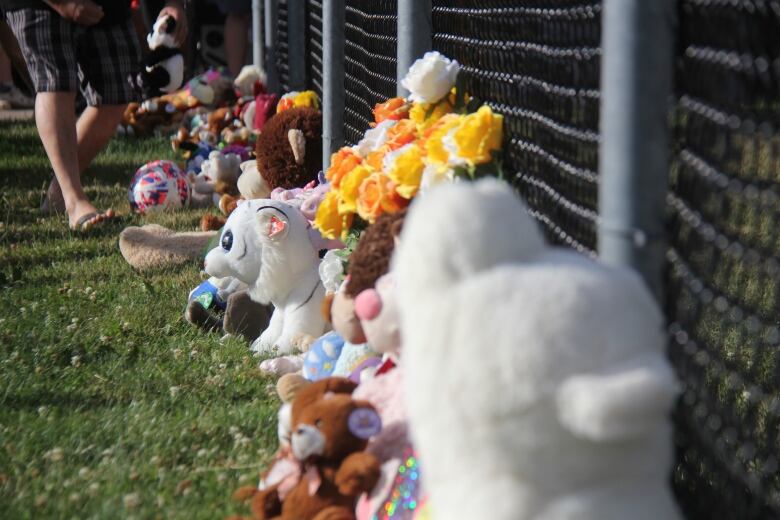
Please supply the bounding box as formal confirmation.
[41,178,66,214]
[68,200,116,231]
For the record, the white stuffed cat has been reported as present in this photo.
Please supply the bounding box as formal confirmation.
[204,199,328,354]
[395,179,681,520]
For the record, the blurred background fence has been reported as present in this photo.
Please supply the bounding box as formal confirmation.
[260,0,780,517]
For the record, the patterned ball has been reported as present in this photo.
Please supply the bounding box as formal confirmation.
[129,160,190,214]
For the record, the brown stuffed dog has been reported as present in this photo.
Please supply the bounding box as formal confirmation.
[234,378,381,520]
[255,107,323,190]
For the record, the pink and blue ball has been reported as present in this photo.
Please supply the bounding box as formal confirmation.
[129,160,190,214]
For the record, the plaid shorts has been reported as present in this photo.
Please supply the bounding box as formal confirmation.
[5,8,142,106]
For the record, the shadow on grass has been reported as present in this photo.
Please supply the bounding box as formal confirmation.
[1,390,130,412]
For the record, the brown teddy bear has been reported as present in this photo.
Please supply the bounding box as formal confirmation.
[255,107,323,191]
[233,378,381,520]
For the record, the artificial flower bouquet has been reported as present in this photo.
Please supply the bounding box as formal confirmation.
[314,51,505,242]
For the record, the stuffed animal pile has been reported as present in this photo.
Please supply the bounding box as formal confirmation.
[115,51,681,520]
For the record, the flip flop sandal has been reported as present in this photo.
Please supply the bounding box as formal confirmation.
[70,210,116,232]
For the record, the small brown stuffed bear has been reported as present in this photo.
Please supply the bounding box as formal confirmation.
[255,107,323,190]
[235,378,381,520]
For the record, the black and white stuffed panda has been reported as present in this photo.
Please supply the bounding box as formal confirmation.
[128,15,184,99]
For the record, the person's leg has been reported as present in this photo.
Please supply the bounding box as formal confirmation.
[35,92,113,227]
[44,104,129,212]
[46,12,142,215]
[0,43,11,85]
[0,40,33,108]
[0,44,11,109]
[223,11,249,77]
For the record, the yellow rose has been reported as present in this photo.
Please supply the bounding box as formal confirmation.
[452,105,503,165]
[294,90,320,110]
[385,143,424,199]
[356,171,408,223]
[314,190,352,240]
[409,90,455,131]
[422,114,461,167]
[338,164,374,215]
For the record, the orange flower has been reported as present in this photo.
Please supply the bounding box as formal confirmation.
[384,119,418,151]
[365,149,387,171]
[325,147,363,189]
[356,171,408,223]
[276,97,295,113]
[374,97,410,124]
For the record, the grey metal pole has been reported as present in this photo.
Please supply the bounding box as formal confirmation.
[322,0,345,169]
[396,0,432,97]
[287,0,306,90]
[264,0,280,93]
[252,0,265,71]
[597,0,675,302]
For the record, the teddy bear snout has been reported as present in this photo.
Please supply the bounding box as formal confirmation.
[354,289,382,321]
[291,423,326,461]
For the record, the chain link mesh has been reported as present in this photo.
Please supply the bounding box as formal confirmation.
[276,0,290,92]
[431,0,602,255]
[666,1,780,518]
[306,0,324,98]
[343,0,398,145]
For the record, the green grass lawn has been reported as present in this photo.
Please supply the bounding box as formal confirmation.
[0,121,279,519]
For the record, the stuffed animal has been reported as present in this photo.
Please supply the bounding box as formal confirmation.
[128,15,184,99]
[184,276,272,342]
[241,91,279,132]
[235,378,382,520]
[395,179,681,520]
[204,199,329,354]
[118,224,216,272]
[351,273,420,519]
[234,64,267,98]
[197,150,242,206]
[188,68,236,107]
[255,107,322,191]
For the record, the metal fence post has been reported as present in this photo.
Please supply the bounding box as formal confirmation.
[264,0,280,92]
[287,0,306,90]
[396,0,432,97]
[597,0,675,302]
[252,0,265,71]
[322,0,345,169]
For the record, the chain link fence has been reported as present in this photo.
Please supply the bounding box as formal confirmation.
[666,1,780,517]
[431,1,602,255]
[276,0,290,91]
[268,0,780,516]
[306,0,324,98]
[342,0,398,145]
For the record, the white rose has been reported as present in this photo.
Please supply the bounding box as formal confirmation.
[401,51,460,104]
[355,120,397,158]
[319,250,345,293]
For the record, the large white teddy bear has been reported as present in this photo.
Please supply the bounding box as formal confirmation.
[204,199,328,354]
[395,179,681,520]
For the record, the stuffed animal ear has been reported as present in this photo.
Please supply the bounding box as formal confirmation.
[348,406,382,439]
[288,129,306,165]
[291,377,357,422]
[256,206,290,240]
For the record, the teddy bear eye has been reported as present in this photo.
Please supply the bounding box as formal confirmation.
[315,419,323,428]
[221,230,233,251]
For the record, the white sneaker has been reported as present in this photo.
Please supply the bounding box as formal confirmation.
[0,85,34,108]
